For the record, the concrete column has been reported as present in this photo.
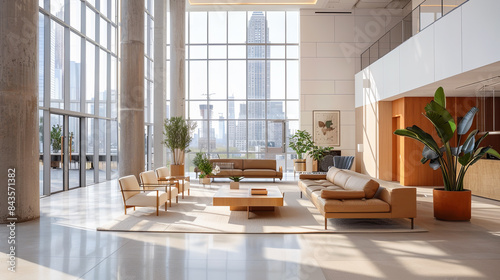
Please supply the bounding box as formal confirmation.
[0,0,39,223]
[153,0,166,169]
[119,0,145,178]
[170,0,186,118]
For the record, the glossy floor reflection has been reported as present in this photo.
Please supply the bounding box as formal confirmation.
[1,174,500,279]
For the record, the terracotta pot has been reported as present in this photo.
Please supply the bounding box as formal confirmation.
[230,181,239,189]
[170,164,185,176]
[294,159,306,172]
[433,188,471,221]
[312,160,318,172]
[200,177,211,185]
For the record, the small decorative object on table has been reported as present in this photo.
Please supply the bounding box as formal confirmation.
[229,176,243,189]
[251,188,268,195]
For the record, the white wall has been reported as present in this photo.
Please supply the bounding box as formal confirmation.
[300,9,402,170]
[356,0,500,108]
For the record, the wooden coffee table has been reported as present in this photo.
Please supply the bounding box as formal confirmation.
[212,185,284,219]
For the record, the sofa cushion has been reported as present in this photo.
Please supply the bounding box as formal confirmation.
[243,160,276,170]
[243,169,277,177]
[326,167,342,183]
[321,190,365,199]
[344,176,380,199]
[313,193,390,213]
[333,171,351,187]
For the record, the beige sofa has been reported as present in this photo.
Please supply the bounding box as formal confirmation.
[195,159,283,182]
[299,167,417,229]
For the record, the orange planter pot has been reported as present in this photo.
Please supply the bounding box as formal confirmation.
[433,188,471,221]
[170,164,185,176]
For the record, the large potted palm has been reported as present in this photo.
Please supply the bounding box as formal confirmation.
[289,130,313,172]
[394,87,500,221]
[163,116,197,176]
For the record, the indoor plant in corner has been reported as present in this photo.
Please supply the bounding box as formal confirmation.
[229,176,244,189]
[309,145,335,172]
[394,87,500,221]
[163,116,197,176]
[289,130,313,172]
[193,152,213,184]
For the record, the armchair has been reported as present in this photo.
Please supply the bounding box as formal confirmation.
[156,166,190,196]
[118,175,168,216]
[139,170,178,206]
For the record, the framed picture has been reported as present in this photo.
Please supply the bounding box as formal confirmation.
[313,110,340,146]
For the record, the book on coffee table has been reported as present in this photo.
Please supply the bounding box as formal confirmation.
[250,188,268,195]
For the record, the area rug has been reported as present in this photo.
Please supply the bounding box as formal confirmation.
[98,182,426,234]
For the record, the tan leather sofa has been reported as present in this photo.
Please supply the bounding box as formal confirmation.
[299,167,417,230]
[195,159,283,182]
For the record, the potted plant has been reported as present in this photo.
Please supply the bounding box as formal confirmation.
[229,176,244,189]
[309,145,334,172]
[289,130,313,172]
[163,116,197,176]
[394,87,500,221]
[193,152,213,184]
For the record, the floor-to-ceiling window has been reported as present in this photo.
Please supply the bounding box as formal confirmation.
[182,11,300,173]
[144,0,154,170]
[38,0,118,196]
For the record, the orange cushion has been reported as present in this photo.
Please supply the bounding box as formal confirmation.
[320,190,366,199]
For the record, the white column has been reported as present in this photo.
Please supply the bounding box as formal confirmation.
[170,0,186,118]
[119,0,145,178]
[153,0,167,168]
[0,0,40,222]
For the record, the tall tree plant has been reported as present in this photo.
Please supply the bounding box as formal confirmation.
[163,117,197,165]
[394,87,500,191]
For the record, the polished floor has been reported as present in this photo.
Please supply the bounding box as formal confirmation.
[2,175,500,279]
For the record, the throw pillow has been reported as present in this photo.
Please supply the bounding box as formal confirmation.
[213,162,234,169]
[344,176,380,199]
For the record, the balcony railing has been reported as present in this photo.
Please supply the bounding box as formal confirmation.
[361,0,468,70]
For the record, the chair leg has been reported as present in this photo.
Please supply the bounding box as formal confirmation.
[410,218,414,229]
[325,217,327,230]
[165,202,168,211]
[124,206,127,215]
[176,196,178,203]
[188,189,190,196]
[273,178,275,183]
[300,192,302,198]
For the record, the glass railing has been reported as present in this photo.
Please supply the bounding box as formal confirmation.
[361,0,468,70]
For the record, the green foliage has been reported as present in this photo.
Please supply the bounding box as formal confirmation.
[394,87,500,191]
[193,152,212,178]
[50,124,62,152]
[229,176,244,182]
[163,117,197,164]
[289,130,313,159]
[309,145,335,162]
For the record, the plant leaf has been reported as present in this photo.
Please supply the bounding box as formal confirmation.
[468,147,491,166]
[461,129,478,154]
[451,146,462,156]
[457,107,479,135]
[486,147,500,159]
[422,145,439,160]
[424,101,456,143]
[429,159,441,170]
[458,152,472,166]
[474,132,489,152]
[395,126,440,153]
[434,87,446,108]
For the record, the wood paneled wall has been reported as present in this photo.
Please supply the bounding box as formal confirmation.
[390,97,477,186]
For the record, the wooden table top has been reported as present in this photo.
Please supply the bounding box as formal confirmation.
[212,185,283,207]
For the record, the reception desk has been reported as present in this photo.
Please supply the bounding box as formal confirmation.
[463,159,500,201]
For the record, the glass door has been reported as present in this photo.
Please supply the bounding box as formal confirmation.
[50,114,82,193]
[50,114,64,193]
[68,116,81,189]
[266,121,286,169]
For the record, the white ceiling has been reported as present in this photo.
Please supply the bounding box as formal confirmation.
[187,0,411,10]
